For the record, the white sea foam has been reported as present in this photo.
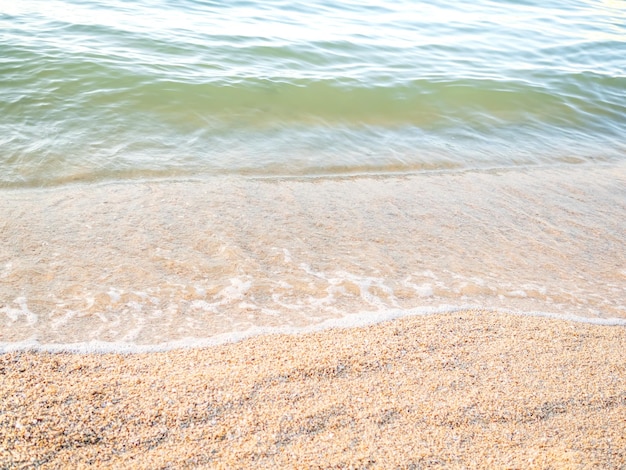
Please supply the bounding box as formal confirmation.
[0,297,38,325]
[1,306,625,355]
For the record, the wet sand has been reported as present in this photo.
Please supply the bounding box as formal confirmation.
[1,310,625,469]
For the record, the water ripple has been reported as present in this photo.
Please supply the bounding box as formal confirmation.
[0,0,625,185]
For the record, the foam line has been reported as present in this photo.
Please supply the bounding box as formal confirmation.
[1,306,625,355]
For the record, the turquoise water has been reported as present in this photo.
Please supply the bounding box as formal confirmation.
[1,0,625,186]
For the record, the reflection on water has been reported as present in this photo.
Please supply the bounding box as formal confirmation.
[2,0,625,350]
[1,0,625,186]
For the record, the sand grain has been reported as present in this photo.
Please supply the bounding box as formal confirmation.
[1,310,625,469]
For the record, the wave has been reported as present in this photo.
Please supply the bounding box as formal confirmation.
[1,0,625,186]
[2,306,625,354]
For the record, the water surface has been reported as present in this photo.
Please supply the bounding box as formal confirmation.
[1,0,625,350]
[1,0,625,185]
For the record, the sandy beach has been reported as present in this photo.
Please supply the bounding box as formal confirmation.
[1,309,625,468]
[3,1,626,468]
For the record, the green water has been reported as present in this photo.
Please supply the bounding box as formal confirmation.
[1,0,625,186]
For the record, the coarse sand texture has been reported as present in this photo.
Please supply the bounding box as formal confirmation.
[1,310,625,468]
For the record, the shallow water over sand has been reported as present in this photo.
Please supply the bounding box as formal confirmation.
[1,163,625,350]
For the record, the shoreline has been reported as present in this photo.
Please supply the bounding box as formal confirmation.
[2,164,626,346]
[2,309,625,468]
[2,307,626,355]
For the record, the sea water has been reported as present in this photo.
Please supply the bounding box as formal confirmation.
[1,0,625,351]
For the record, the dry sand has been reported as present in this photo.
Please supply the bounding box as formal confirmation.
[1,310,625,469]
